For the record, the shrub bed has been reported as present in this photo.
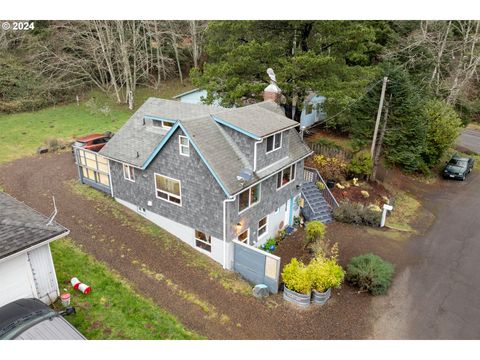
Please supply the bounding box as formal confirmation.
[333,201,381,226]
[346,253,394,295]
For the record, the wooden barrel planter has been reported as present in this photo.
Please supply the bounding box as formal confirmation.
[283,286,311,308]
[312,288,331,305]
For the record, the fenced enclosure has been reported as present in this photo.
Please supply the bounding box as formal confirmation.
[233,240,281,294]
[306,141,353,161]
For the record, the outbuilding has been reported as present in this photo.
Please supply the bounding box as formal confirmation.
[0,193,69,307]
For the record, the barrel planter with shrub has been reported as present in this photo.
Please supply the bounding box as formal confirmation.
[311,287,331,305]
[283,286,311,308]
[308,257,345,306]
[281,258,312,308]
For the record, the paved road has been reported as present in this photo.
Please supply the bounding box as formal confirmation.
[457,128,480,154]
[373,171,480,339]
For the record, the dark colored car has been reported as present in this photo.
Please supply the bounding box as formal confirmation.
[72,132,112,153]
[442,155,474,181]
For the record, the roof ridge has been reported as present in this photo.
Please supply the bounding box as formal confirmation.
[212,118,252,170]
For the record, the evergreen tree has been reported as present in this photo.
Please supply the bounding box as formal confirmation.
[350,64,428,172]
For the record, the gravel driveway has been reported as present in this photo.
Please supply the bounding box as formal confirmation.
[0,152,374,339]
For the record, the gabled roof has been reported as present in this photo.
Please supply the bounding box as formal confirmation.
[213,102,298,138]
[100,97,312,195]
[0,193,69,260]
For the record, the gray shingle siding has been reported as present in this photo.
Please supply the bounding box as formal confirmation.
[110,127,226,239]
[227,160,304,243]
[256,129,291,170]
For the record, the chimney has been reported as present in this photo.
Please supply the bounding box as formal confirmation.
[263,68,281,103]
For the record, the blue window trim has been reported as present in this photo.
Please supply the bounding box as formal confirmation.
[211,115,262,141]
[141,121,231,197]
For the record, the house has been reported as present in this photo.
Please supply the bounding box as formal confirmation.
[97,84,313,273]
[172,88,221,107]
[299,93,327,130]
[0,193,69,307]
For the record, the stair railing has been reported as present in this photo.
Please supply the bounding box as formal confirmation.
[301,187,316,220]
[303,167,340,209]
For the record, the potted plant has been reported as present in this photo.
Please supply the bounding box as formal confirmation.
[308,257,345,305]
[281,258,312,308]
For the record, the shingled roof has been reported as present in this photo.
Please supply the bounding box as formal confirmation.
[100,97,312,195]
[0,193,69,260]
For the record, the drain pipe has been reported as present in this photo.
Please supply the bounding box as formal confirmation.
[223,196,237,269]
[253,139,264,172]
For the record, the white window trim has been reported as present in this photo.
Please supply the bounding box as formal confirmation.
[179,135,190,157]
[194,230,212,253]
[238,228,250,245]
[258,216,268,238]
[154,172,182,206]
[266,132,282,154]
[276,163,296,191]
[238,184,261,214]
[123,164,135,182]
[152,119,173,129]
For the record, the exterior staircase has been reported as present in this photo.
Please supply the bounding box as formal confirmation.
[301,167,339,224]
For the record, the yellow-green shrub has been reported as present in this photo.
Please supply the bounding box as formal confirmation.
[281,258,312,295]
[305,221,326,247]
[307,257,345,293]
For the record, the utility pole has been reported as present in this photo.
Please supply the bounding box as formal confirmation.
[370,77,388,158]
[372,94,392,181]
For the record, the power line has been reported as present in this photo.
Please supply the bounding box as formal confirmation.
[306,77,384,131]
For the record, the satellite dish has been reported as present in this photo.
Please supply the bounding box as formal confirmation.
[237,168,253,182]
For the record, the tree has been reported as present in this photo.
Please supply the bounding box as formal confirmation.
[385,21,480,121]
[350,64,428,173]
[422,99,462,167]
[191,21,395,112]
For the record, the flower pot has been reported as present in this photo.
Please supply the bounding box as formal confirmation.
[326,180,335,189]
[283,286,311,308]
[312,288,331,305]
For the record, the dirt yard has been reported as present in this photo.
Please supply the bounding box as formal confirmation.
[0,151,417,339]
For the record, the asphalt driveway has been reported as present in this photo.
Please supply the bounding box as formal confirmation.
[456,128,480,154]
[373,171,480,339]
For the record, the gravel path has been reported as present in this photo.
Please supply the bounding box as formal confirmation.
[0,152,375,339]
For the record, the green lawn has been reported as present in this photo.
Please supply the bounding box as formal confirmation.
[51,238,202,340]
[0,80,193,164]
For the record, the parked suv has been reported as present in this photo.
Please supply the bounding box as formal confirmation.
[442,155,474,181]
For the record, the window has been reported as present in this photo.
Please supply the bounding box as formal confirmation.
[266,133,282,153]
[238,184,260,213]
[152,119,173,129]
[258,216,268,237]
[195,230,211,252]
[179,135,190,157]
[238,229,249,245]
[77,148,110,187]
[123,164,135,182]
[155,173,181,205]
[276,163,296,189]
[306,103,314,115]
